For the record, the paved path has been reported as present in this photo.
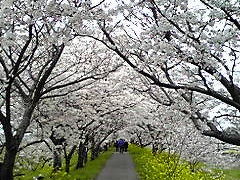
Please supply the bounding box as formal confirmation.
[95,152,139,180]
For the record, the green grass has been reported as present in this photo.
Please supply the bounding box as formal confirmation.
[15,148,113,180]
[129,145,224,180]
[216,149,240,180]
[222,168,240,180]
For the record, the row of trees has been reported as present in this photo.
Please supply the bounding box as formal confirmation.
[0,0,128,178]
[17,83,131,174]
[127,99,239,169]
[87,0,240,144]
[0,0,239,179]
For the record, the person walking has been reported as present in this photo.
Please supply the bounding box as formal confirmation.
[114,140,119,152]
[117,139,125,154]
[124,141,129,152]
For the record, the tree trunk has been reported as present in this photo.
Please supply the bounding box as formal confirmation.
[91,148,96,160]
[0,105,35,180]
[65,159,70,173]
[53,148,62,172]
[76,142,86,169]
[64,145,77,173]
[91,146,100,160]
[84,148,88,164]
[0,145,18,180]
[152,144,158,155]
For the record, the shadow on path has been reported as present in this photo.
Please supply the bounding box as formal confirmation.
[95,152,138,180]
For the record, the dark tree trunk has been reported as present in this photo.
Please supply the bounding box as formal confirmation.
[63,145,77,173]
[152,144,158,155]
[84,148,88,164]
[0,105,35,180]
[76,142,87,169]
[53,148,62,172]
[91,145,101,160]
[91,146,100,160]
[0,144,18,180]
[65,159,70,173]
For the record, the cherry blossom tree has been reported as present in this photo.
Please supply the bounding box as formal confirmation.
[10,66,135,176]
[87,0,240,145]
[126,96,239,169]
[0,0,122,179]
[0,0,239,178]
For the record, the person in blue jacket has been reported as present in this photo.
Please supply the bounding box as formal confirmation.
[117,139,125,153]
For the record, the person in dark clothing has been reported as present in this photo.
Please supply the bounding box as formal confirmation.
[117,139,125,154]
[114,140,119,152]
[124,141,129,152]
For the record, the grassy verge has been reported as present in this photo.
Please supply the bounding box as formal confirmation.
[129,145,224,180]
[222,169,240,180]
[15,148,113,180]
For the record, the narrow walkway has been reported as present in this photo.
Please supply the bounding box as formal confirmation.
[95,152,139,180]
